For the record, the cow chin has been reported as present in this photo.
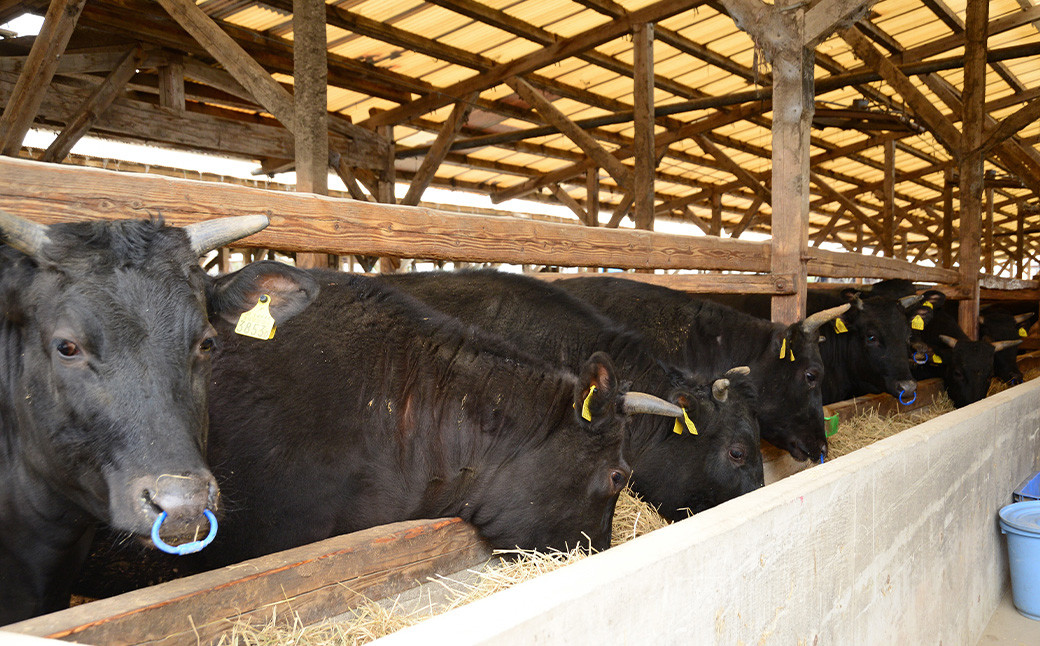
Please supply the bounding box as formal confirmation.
[105,470,218,538]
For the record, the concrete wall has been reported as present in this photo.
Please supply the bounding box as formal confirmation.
[377,380,1040,645]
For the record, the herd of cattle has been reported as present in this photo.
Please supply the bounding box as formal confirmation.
[0,213,1033,625]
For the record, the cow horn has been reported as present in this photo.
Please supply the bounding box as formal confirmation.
[621,392,683,417]
[899,294,925,309]
[1014,313,1034,324]
[184,214,270,256]
[992,339,1023,352]
[801,303,851,336]
[712,378,730,402]
[725,366,751,377]
[0,209,49,258]
[939,334,958,348]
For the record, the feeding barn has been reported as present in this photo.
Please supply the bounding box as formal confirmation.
[0,0,1039,643]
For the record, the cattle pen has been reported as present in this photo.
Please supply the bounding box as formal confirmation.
[2,0,1040,644]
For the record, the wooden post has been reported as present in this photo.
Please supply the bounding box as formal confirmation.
[158,54,186,111]
[957,0,988,339]
[882,139,895,257]
[769,3,812,324]
[710,191,722,236]
[984,182,994,273]
[942,167,954,268]
[586,169,600,226]
[376,123,401,273]
[1017,206,1026,279]
[632,22,655,232]
[293,0,330,270]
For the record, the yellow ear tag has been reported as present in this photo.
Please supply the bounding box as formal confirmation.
[779,338,787,359]
[932,354,943,365]
[235,294,277,340]
[923,301,934,309]
[789,349,795,362]
[1020,328,1028,338]
[911,315,925,331]
[581,385,596,422]
[672,407,697,435]
[834,318,848,334]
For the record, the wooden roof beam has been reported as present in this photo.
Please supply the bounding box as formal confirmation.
[40,45,142,163]
[978,98,1040,157]
[401,96,475,207]
[905,3,1040,63]
[691,134,771,202]
[359,0,705,129]
[0,0,86,156]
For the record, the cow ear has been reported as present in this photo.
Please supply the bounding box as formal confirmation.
[921,289,945,310]
[209,260,319,326]
[574,351,619,426]
[910,300,937,327]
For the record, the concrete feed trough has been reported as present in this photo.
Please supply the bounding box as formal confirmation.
[376,380,1040,644]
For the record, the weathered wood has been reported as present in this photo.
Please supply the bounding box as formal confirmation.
[730,195,765,238]
[802,0,876,47]
[158,53,185,111]
[957,0,988,340]
[882,139,895,257]
[767,1,812,325]
[692,134,770,202]
[40,46,142,164]
[632,22,655,231]
[585,170,600,227]
[360,0,705,129]
[549,183,589,224]
[5,518,490,645]
[979,97,1040,156]
[0,0,87,156]
[984,185,994,273]
[402,96,475,207]
[807,247,960,283]
[534,271,796,295]
[942,167,954,268]
[710,192,722,236]
[155,0,296,129]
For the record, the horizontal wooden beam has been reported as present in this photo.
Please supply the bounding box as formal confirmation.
[807,247,960,283]
[534,271,797,294]
[5,518,490,645]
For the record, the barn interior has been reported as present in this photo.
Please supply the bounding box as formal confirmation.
[1,0,1040,643]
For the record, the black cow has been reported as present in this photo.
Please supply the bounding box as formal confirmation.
[979,306,1036,384]
[380,270,763,520]
[199,271,684,565]
[910,294,1022,407]
[557,276,847,462]
[0,211,317,624]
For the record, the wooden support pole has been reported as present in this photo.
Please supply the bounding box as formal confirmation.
[730,196,765,239]
[0,0,87,156]
[632,22,655,231]
[40,46,142,164]
[957,0,988,339]
[550,183,590,224]
[985,183,994,273]
[585,170,600,226]
[769,1,812,325]
[402,96,475,207]
[710,192,722,236]
[376,123,401,273]
[158,54,186,111]
[882,139,895,257]
[292,0,330,270]
[942,167,954,268]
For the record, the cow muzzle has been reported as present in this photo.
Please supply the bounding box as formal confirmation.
[132,471,219,538]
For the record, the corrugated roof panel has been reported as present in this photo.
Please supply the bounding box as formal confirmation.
[352,0,427,23]
[392,5,473,39]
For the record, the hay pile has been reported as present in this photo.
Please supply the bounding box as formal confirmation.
[217,488,669,646]
[825,392,955,460]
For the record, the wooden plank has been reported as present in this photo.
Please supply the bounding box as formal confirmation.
[631,22,654,231]
[0,0,87,156]
[360,0,706,129]
[155,0,295,128]
[822,378,945,424]
[533,271,797,295]
[957,0,988,339]
[979,275,1040,291]
[807,247,960,283]
[39,46,142,164]
[402,96,475,207]
[5,518,490,645]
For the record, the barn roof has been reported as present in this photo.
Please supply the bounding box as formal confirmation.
[1,0,1038,272]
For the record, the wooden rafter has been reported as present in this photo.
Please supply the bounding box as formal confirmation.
[401,95,475,207]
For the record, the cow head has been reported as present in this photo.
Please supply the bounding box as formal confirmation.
[0,213,316,546]
[753,304,847,462]
[632,366,762,520]
[980,307,1035,384]
[471,352,684,552]
[833,289,921,399]
[936,335,1021,407]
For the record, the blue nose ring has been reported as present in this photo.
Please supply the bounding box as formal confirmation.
[151,509,218,555]
[912,351,928,365]
[898,389,917,406]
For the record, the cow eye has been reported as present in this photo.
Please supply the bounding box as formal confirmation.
[866,333,879,345]
[805,369,819,387]
[608,469,628,495]
[198,337,217,354]
[55,339,80,358]
[728,447,746,464]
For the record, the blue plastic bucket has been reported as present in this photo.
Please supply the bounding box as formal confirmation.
[998,500,1040,621]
